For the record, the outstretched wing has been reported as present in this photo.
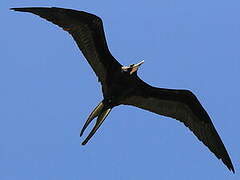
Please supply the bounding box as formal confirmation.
[121,82,234,172]
[11,7,122,93]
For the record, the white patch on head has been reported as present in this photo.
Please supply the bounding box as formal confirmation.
[121,66,129,72]
[130,66,139,74]
[121,60,144,74]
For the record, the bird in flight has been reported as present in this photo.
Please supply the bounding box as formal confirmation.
[11,7,234,172]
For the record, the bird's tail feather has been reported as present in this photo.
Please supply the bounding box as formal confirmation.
[81,108,111,145]
[80,101,104,137]
[80,101,112,145]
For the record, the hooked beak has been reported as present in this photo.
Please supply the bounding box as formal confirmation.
[133,60,144,67]
[130,60,144,74]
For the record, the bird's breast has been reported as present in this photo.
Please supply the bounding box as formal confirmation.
[105,74,138,105]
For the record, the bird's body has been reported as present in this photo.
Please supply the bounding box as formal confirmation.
[11,7,234,172]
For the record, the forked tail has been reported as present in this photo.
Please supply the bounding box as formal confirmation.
[80,101,112,145]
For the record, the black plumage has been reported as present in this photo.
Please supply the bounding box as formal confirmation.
[11,7,234,172]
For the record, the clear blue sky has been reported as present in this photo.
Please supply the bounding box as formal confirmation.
[1,0,239,179]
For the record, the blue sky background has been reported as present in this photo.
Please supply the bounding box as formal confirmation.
[1,0,239,179]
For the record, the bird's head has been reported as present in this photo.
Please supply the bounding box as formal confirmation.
[121,60,144,75]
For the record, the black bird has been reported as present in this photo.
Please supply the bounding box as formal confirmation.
[11,7,234,172]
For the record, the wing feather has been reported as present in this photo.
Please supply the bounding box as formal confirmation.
[122,86,234,172]
[11,7,122,93]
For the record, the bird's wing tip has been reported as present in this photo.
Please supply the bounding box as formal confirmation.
[10,7,54,12]
[230,166,235,174]
[10,7,30,12]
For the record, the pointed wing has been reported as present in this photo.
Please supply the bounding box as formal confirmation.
[121,84,234,172]
[11,7,122,93]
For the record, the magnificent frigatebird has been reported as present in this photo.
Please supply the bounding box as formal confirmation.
[11,7,234,172]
